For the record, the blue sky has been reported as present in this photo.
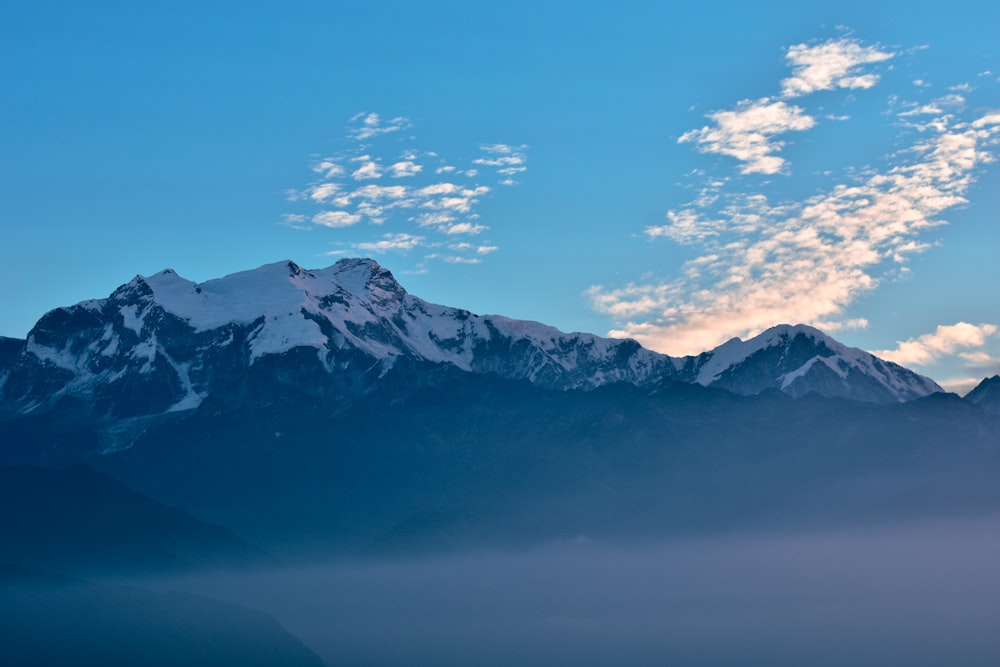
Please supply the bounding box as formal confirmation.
[2,1,999,392]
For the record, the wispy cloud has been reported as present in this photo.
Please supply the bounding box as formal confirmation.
[286,114,527,267]
[590,36,1000,356]
[679,99,815,175]
[348,112,409,141]
[473,143,529,183]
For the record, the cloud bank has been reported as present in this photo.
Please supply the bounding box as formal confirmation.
[589,37,1000,366]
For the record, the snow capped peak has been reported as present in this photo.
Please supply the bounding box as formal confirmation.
[321,257,405,299]
[685,323,941,403]
[693,324,835,385]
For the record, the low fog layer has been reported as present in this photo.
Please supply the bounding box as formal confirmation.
[149,516,1000,667]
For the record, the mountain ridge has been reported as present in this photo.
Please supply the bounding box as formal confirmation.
[0,258,943,429]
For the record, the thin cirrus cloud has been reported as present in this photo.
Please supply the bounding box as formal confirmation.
[588,36,1000,364]
[286,113,527,267]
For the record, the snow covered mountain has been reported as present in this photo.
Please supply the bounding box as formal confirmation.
[0,259,943,423]
[680,324,943,403]
[0,259,678,419]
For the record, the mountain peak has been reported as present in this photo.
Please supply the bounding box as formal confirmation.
[965,375,1000,415]
[682,323,941,403]
[324,257,404,298]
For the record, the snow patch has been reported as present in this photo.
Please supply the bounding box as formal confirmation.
[119,304,145,334]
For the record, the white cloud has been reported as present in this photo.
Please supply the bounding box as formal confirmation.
[444,222,487,235]
[899,94,966,118]
[389,161,422,178]
[591,110,1000,355]
[781,38,894,98]
[679,99,816,175]
[416,212,457,228]
[473,144,529,182]
[355,233,425,253]
[590,36,1000,356]
[312,211,362,228]
[308,182,341,202]
[348,112,409,141]
[874,323,998,366]
[351,158,383,180]
[476,245,499,254]
[417,183,461,196]
[312,160,345,178]
[352,184,409,201]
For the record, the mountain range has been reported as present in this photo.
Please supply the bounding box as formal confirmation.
[2,258,999,666]
[1,258,996,557]
[0,258,948,429]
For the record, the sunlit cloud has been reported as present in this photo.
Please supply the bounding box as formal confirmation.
[678,38,895,176]
[781,38,894,98]
[874,322,998,366]
[679,99,816,175]
[589,36,1000,357]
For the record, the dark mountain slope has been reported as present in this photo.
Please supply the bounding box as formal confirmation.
[0,565,324,667]
[966,375,1000,415]
[0,465,267,577]
[78,372,1000,557]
